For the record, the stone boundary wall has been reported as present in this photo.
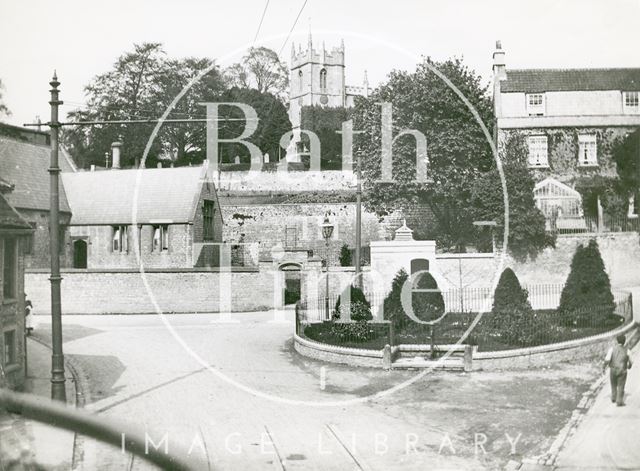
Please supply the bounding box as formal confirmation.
[293,334,383,368]
[472,322,638,370]
[25,269,277,315]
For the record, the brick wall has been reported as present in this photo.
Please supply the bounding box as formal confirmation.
[25,269,281,314]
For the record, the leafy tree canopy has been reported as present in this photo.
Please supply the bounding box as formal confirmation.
[350,57,494,251]
[225,47,289,101]
[472,134,555,261]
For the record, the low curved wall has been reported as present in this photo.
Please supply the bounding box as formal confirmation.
[472,322,638,370]
[294,322,639,370]
[293,334,383,368]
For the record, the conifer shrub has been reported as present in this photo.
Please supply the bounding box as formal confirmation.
[339,244,352,267]
[559,239,615,326]
[331,285,373,341]
[490,268,537,346]
[381,269,444,332]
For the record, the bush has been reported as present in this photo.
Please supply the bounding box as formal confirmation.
[492,268,530,314]
[333,285,372,322]
[559,239,615,325]
[381,269,444,332]
[490,268,535,345]
[339,244,352,267]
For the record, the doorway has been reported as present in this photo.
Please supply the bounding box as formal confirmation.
[73,239,87,268]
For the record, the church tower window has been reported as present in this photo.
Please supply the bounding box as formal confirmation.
[298,70,303,92]
[320,69,327,91]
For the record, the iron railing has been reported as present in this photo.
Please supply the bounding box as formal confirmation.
[296,288,633,353]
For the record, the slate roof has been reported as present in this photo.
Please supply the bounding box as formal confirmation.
[61,165,209,225]
[0,136,75,213]
[0,190,32,232]
[502,68,640,93]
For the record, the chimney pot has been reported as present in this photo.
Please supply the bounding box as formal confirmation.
[111,141,122,169]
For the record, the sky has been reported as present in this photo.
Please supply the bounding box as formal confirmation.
[1,0,639,127]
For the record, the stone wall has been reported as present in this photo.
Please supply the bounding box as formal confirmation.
[25,269,281,315]
[20,208,72,270]
[0,237,26,390]
[216,170,355,193]
[69,224,194,269]
[221,202,391,265]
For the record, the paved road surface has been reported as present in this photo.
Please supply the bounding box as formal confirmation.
[554,287,640,471]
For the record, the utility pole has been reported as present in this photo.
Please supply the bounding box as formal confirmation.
[48,72,66,402]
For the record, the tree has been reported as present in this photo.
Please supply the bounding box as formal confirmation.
[300,106,352,168]
[612,128,640,196]
[489,268,539,346]
[225,47,289,101]
[216,87,291,163]
[381,269,444,332]
[0,78,10,117]
[471,134,555,261]
[559,239,615,325]
[333,285,371,321]
[351,57,494,250]
[339,244,352,266]
[64,43,227,169]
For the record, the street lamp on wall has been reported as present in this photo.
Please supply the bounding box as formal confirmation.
[321,214,334,318]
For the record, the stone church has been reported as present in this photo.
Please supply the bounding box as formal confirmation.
[287,34,370,161]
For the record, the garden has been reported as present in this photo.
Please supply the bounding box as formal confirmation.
[297,239,631,353]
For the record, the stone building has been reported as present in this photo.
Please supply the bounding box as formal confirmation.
[0,123,76,269]
[0,177,33,390]
[60,163,223,269]
[492,42,640,224]
[287,35,369,160]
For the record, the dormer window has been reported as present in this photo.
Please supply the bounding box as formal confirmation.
[527,135,549,168]
[526,93,545,116]
[578,134,598,167]
[623,91,639,114]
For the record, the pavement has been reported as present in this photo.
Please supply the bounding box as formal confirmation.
[549,286,640,471]
[0,338,77,470]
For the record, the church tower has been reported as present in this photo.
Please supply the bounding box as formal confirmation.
[288,34,346,133]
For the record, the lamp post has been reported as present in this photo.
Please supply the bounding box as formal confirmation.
[48,72,66,402]
[321,214,334,318]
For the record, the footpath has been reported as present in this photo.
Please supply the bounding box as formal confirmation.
[0,338,77,470]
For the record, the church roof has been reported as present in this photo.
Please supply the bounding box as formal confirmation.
[61,165,212,225]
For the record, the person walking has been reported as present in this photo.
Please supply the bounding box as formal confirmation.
[603,334,633,406]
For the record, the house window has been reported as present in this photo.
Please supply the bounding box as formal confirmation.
[203,200,216,241]
[152,225,169,252]
[320,69,327,91]
[3,238,17,299]
[527,135,549,167]
[285,226,298,248]
[578,134,598,166]
[3,330,16,366]
[112,225,128,252]
[526,93,545,116]
[623,91,639,114]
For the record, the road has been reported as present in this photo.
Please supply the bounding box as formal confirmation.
[30,311,599,470]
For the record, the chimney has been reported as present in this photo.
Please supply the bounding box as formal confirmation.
[492,40,506,81]
[111,141,122,169]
